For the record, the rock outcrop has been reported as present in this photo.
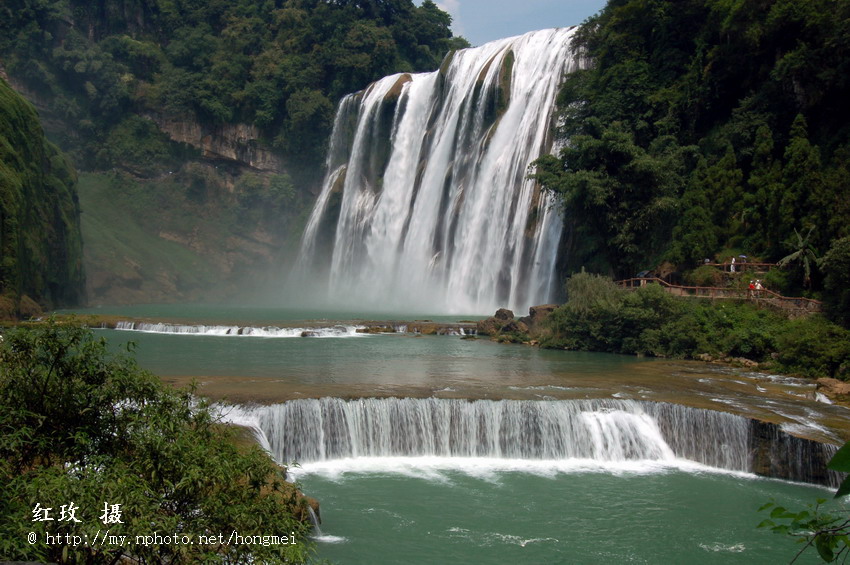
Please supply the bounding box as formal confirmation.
[146,114,285,172]
[477,304,558,343]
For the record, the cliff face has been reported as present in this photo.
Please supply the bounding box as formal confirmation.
[146,114,286,173]
[0,78,85,315]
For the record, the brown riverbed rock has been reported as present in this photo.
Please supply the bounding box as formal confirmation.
[817,377,850,396]
[477,310,514,336]
[518,304,558,333]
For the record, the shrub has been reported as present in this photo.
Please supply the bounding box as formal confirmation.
[0,320,313,564]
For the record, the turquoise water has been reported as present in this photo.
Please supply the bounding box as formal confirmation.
[299,465,829,564]
[100,328,640,383]
[71,306,847,565]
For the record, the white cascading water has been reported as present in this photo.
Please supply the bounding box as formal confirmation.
[242,398,751,471]
[294,28,582,314]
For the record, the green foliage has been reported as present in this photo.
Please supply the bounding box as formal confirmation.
[544,276,850,379]
[773,317,850,379]
[98,115,181,175]
[820,237,850,328]
[0,77,84,313]
[0,320,313,564]
[778,226,820,290]
[759,441,850,563]
[534,122,691,277]
[536,0,850,285]
[1,0,468,169]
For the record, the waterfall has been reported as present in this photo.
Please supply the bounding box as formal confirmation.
[239,398,842,486]
[294,28,582,314]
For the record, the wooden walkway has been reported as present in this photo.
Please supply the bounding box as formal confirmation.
[704,261,777,273]
[616,277,822,315]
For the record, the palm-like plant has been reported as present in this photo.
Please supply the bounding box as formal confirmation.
[778,226,819,288]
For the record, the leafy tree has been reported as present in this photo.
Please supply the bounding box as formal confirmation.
[778,226,820,290]
[0,320,313,564]
[539,0,850,289]
[1,0,468,170]
[820,236,850,328]
[535,121,690,277]
[669,168,718,267]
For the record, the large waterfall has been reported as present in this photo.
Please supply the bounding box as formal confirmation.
[294,28,581,314]
[237,398,841,486]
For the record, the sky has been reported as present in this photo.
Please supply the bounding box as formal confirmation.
[433,0,609,46]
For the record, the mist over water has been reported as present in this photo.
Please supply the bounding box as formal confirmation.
[293,28,582,315]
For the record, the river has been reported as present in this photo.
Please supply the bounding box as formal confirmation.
[65,304,848,564]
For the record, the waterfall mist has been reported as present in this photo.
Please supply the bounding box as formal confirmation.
[292,28,582,315]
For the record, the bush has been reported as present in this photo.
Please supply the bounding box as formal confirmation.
[0,320,313,564]
[544,275,850,379]
[774,316,850,379]
[821,236,850,328]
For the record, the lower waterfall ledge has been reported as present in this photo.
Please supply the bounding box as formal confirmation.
[232,397,847,488]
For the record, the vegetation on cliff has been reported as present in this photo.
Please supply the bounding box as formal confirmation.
[0,77,84,316]
[0,320,313,564]
[0,0,466,171]
[1,0,467,304]
[534,0,850,313]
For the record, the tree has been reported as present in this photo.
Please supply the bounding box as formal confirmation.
[534,122,689,277]
[778,226,819,290]
[820,236,850,327]
[0,320,313,564]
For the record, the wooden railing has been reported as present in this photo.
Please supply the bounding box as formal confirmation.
[703,262,777,272]
[615,277,822,314]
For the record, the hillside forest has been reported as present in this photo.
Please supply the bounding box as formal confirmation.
[0,0,466,305]
[0,0,849,322]
[534,0,850,322]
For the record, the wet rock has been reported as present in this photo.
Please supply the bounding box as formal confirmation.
[733,357,759,368]
[518,303,557,333]
[494,308,514,321]
[748,419,840,486]
[501,319,529,335]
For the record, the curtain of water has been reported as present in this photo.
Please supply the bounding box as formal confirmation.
[294,28,582,314]
[248,398,749,469]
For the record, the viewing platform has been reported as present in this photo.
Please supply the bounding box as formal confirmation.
[616,277,822,316]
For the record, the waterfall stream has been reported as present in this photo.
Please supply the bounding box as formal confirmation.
[235,397,840,486]
[295,28,582,314]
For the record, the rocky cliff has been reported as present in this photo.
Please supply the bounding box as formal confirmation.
[146,114,286,173]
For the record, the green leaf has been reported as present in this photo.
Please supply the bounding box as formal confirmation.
[815,534,835,562]
[758,502,775,512]
[770,506,788,519]
[828,442,850,472]
[757,519,775,529]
